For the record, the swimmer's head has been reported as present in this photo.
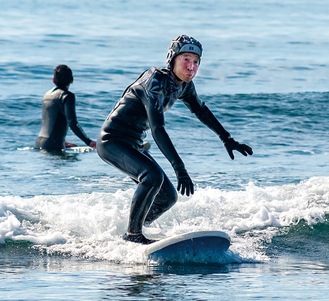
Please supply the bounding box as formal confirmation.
[53,64,74,87]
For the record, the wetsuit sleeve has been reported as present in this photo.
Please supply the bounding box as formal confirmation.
[142,79,185,171]
[62,93,92,146]
[181,83,231,142]
[194,102,231,142]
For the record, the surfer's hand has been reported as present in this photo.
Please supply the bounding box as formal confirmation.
[224,138,253,160]
[89,140,96,148]
[65,142,78,148]
[175,168,194,196]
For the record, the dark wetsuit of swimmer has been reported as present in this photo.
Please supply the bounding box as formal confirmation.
[97,67,232,235]
[35,87,92,152]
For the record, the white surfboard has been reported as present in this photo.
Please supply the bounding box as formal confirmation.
[64,146,95,153]
[145,231,231,265]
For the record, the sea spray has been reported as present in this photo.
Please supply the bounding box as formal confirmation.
[1,177,328,264]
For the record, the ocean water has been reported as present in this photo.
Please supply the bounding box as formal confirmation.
[1,0,329,300]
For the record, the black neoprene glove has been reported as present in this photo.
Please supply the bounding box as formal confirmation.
[175,168,194,196]
[224,138,253,160]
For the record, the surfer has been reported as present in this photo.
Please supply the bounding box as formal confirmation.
[97,35,253,244]
[35,64,96,153]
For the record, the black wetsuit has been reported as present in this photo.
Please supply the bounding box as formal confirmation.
[97,67,231,234]
[35,86,92,152]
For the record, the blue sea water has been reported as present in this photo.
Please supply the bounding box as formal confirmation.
[1,0,329,300]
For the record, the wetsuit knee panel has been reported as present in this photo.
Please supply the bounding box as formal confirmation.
[139,166,164,188]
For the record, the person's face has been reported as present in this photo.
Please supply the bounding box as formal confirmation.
[172,53,200,82]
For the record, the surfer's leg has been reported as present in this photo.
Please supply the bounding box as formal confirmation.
[127,160,164,233]
[144,173,178,225]
[140,150,178,225]
[97,138,164,243]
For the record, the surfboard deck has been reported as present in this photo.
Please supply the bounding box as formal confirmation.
[64,146,95,153]
[145,231,231,265]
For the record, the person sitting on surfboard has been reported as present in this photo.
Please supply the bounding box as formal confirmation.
[97,35,253,244]
[35,64,96,153]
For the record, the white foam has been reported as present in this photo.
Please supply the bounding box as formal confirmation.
[1,176,328,264]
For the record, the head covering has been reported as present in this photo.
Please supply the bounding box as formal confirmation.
[166,35,203,69]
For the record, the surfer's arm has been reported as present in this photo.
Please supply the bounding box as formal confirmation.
[192,102,253,160]
[194,103,231,142]
[62,93,94,147]
[150,120,194,196]
[148,108,194,196]
[143,84,194,196]
[180,83,231,141]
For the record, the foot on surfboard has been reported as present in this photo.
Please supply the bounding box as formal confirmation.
[123,233,157,245]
